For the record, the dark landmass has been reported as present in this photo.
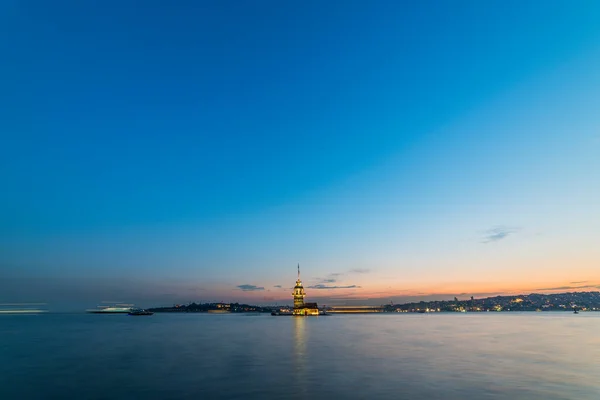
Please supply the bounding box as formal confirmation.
[148,302,274,313]
[148,291,600,313]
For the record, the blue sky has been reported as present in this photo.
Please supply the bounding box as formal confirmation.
[1,1,600,309]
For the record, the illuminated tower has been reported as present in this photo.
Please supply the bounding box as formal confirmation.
[292,264,306,310]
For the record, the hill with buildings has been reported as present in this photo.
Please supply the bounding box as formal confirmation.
[384,291,600,312]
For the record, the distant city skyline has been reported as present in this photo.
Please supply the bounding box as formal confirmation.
[1,2,600,310]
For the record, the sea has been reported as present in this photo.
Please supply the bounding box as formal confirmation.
[1,312,599,400]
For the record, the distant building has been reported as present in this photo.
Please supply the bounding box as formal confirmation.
[292,264,319,316]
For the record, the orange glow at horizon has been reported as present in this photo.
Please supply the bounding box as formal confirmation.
[233,278,600,303]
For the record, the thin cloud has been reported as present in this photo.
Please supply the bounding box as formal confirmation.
[308,284,361,290]
[314,273,342,284]
[481,226,519,243]
[535,284,600,291]
[236,284,265,292]
[323,270,368,280]
[570,281,589,284]
[273,285,282,288]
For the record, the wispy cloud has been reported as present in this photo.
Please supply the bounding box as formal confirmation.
[314,273,342,284]
[570,281,589,284]
[321,269,369,281]
[308,284,361,290]
[236,284,265,292]
[481,226,519,243]
[312,269,369,288]
[349,268,370,274]
[273,285,282,288]
[535,284,600,291]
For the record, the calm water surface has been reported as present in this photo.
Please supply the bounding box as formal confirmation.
[1,313,599,399]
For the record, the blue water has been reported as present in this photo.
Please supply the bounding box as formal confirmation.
[1,313,599,399]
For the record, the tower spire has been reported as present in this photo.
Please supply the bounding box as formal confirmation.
[297,263,300,279]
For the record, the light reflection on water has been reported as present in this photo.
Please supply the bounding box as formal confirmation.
[294,316,308,398]
[1,313,599,399]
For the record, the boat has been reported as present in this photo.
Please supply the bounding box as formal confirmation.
[128,309,153,316]
[0,303,48,314]
[86,304,134,314]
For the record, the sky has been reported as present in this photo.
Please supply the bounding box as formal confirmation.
[1,1,600,310]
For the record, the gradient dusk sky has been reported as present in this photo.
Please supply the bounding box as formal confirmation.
[1,1,600,309]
